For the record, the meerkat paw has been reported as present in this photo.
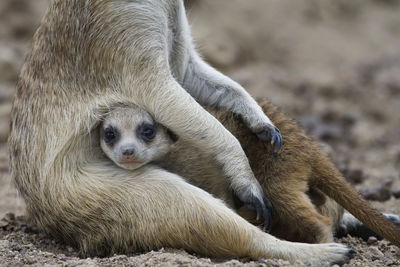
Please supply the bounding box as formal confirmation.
[235,186,274,231]
[254,124,282,153]
[300,243,356,266]
[239,196,274,231]
[317,243,356,266]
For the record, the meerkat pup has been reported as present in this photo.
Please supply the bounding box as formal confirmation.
[9,0,357,264]
[101,102,400,247]
[100,106,239,210]
[100,106,176,171]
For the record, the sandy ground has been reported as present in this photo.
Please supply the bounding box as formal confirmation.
[1,0,400,266]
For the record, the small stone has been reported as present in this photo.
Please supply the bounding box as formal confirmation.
[382,257,394,266]
[0,240,10,248]
[345,169,365,184]
[0,220,9,228]
[369,246,384,260]
[359,179,393,202]
[110,255,127,262]
[392,189,400,199]
[367,236,378,245]
[24,257,37,264]
[4,213,15,222]
[9,241,22,251]
[60,255,70,261]
[314,124,342,141]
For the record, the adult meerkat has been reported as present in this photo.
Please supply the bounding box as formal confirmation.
[101,104,400,247]
[8,0,355,265]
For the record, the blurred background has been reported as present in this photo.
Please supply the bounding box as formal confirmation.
[1,0,400,217]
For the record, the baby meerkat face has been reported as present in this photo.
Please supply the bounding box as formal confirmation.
[100,106,175,170]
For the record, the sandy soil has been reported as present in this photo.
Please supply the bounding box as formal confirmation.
[1,0,400,266]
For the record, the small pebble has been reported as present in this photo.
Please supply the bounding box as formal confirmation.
[359,179,393,202]
[0,220,9,228]
[382,257,394,266]
[369,246,385,260]
[0,240,10,248]
[392,189,400,199]
[60,255,70,261]
[4,213,15,222]
[345,169,365,184]
[9,241,22,251]
[367,236,378,245]
[24,257,37,264]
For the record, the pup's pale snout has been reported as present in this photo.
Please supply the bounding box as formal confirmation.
[122,146,135,157]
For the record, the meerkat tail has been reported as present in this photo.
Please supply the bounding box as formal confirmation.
[311,158,400,247]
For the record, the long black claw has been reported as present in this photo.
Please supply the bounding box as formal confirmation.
[348,248,357,259]
[348,248,358,259]
[245,196,274,232]
[331,248,357,266]
[256,125,283,152]
[272,127,282,153]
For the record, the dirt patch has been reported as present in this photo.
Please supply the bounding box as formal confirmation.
[1,0,400,266]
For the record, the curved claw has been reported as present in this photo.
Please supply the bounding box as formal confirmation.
[331,247,357,265]
[244,196,274,232]
[256,125,283,153]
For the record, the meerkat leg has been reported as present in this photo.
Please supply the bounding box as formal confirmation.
[132,78,272,225]
[315,197,344,235]
[266,187,334,243]
[182,52,282,152]
[78,164,354,265]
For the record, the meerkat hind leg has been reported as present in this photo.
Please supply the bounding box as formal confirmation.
[273,191,333,243]
[91,166,354,265]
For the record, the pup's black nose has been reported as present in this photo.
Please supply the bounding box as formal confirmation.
[122,147,135,156]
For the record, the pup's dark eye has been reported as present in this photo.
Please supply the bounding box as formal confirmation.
[140,124,156,141]
[104,127,118,144]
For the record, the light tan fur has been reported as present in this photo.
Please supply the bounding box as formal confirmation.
[8,0,356,265]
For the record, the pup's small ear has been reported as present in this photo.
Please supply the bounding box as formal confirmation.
[166,129,179,143]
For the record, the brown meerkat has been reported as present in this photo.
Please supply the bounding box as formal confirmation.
[222,101,400,246]
[101,103,400,247]
[8,0,355,265]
